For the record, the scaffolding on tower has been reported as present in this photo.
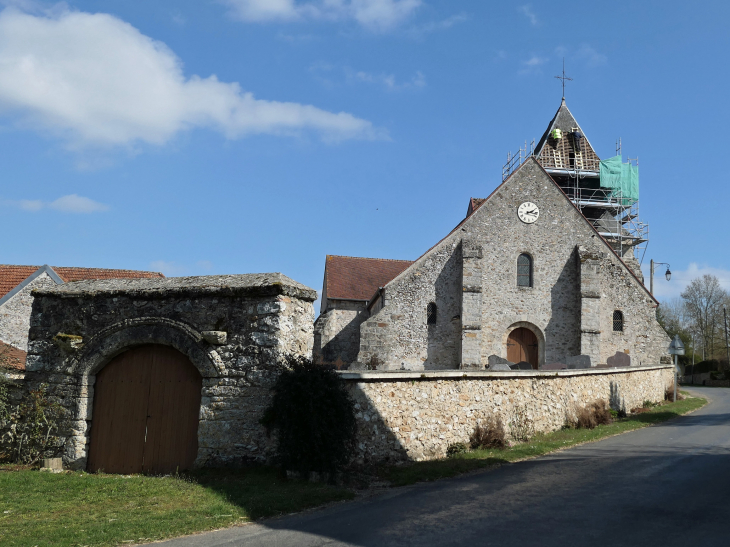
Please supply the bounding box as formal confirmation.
[502,136,649,266]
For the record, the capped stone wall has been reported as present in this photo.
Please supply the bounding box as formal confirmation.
[343,365,675,463]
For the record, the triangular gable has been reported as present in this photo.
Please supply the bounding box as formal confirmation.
[0,265,64,307]
[534,99,601,172]
[381,157,657,305]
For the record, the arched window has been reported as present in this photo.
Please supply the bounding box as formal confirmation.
[517,254,533,287]
[613,310,624,332]
[427,302,437,325]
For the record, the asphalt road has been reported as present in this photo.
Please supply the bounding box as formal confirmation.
[160,387,730,547]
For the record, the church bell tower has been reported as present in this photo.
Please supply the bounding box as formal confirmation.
[503,95,647,282]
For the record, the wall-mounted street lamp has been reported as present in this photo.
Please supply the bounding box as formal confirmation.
[650,259,671,295]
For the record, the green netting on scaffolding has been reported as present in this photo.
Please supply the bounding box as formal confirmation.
[599,155,639,205]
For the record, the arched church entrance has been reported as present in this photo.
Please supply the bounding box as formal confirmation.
[506,327,539,369]
[87,345,202,474]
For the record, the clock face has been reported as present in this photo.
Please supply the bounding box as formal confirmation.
[518,202,539,224]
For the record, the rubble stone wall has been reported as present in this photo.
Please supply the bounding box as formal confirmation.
[25,274,316,469]
[343,365,674,463]
[313,299,368,366]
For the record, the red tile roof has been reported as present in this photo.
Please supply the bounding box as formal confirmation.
[0,340,26,371]
[0,265,164,300]
[325,255,413,301]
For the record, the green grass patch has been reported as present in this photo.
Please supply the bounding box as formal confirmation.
[384,393,707,487]
[0,466,354,547]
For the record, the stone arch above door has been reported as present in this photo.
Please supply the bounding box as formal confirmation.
[502,321,545,368]
[72,317,224,379]
[64,318,223,470]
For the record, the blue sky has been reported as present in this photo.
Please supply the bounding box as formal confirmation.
[1,0,728,307]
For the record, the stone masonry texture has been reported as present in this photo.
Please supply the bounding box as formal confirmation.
[25,273,317,469]
[0,272,58,351]
[313,300,368,366]
[356,159,671,370]
[343,366,675,463]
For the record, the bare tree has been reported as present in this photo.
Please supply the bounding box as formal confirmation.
[657,296,695,359]
[681,274,728,361]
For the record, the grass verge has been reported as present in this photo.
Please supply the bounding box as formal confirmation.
[383,392,706,487]
[0,466,354,547]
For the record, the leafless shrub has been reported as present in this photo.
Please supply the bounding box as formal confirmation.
[469,415,506,449]
[574,400,613,430]
[576,405,597,429]
[508,404,535,442]
[592,400,613,425]
[665,383,684,401]
[2,384,66,464]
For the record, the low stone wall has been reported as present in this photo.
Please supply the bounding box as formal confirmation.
[342,365,674,463]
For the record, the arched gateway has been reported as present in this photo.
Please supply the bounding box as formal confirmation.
[87,345,202,474]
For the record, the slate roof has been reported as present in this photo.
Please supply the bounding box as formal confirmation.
[0,340,26,371]
[324,255,413,301]
[0,265,164,300]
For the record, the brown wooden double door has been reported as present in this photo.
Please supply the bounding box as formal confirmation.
[87,345,202,474]
[507,328,539,369]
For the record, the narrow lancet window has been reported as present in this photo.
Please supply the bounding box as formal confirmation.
[427,302,437,325]
[517,254,533,287]
[613,310,624,332]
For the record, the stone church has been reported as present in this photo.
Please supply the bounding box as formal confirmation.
[314,98,671,370]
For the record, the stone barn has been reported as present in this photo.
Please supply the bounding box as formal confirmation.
[26,274,316,472]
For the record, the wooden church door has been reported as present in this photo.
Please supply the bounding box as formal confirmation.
[87,345,202,474]
[506,328,539,369]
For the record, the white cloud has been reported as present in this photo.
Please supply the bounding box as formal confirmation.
[0,7,383,148]
[576,44,607,67]
[646,262,730,300]
[524,56,547,67]
[519,4,538,26]
[406,12,467,37]
[7,194,108,213]
[519,55,548,74]
[19,199,43,211]
[221,0,421,31]
[311,63,425,91]
[49,194,109,213]
[171,12,186,27]
[347,68,425,90]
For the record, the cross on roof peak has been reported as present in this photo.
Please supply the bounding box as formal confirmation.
[554,58,572,100]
